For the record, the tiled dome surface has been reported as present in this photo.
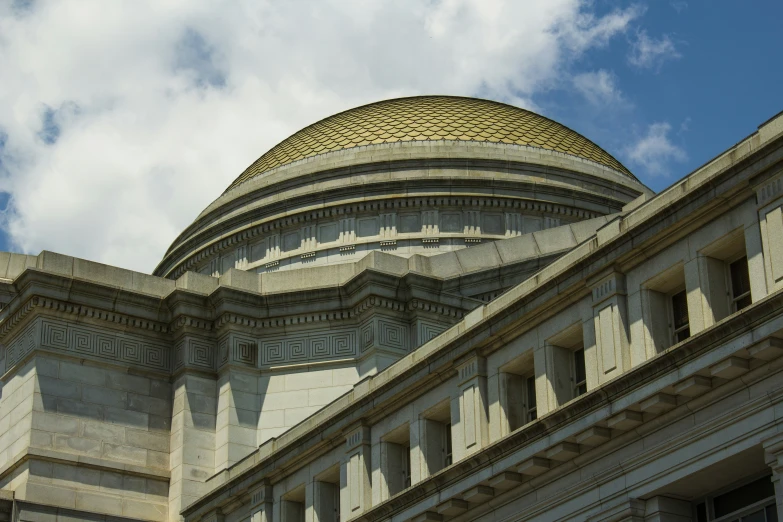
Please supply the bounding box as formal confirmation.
[226,96,633,191]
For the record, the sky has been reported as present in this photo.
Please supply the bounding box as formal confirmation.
[0,0,780,274]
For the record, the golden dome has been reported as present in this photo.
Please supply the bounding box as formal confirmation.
[227,95,633,191]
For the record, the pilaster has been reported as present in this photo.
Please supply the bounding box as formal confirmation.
[250,485,274,522]
[590,271,631,384]
[756,174,783,294]
[341,425,371,518]
[169,372,217,521]
[451,354,488,461]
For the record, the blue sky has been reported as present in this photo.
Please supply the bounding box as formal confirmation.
[0,1,780,271]
[536,0,783,193]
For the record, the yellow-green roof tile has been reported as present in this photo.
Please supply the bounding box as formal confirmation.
[226,96,633,191]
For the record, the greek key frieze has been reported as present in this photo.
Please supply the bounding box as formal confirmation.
[261,328,358,366]
[22,318,171,371]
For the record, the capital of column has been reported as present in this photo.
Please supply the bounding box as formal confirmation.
[456,353,487,385]
[589,270,627,307]
[345,424,371,452]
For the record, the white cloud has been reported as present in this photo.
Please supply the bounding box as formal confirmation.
[572,69,630,108]
[628,30,681,70]
[0,0,642,273]
[625,122,687,176]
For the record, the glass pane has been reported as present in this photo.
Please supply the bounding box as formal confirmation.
[767,504,778,522]
[736,294,752,312]
[672,290,689,329]
[696,502,707,522]
[675,327,691,343]
[741,508,765,522]
[714,476,775,517]
[527,376,537,409]
[730,257,751,299]
[574,348,586,383]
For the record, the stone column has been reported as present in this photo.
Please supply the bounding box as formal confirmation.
[339,218,356,244]
[215,333,259,471]
[169,335,218,520]
[341,425,371,519]
[589,272,631,385]
[465,210,480,235]
[250,485,274,522]
[380,212,397,238]
[504,212,522,237]
[451,355,488,461]
[745,218,768,301]
[422,210,439,235]
[169,372,217,520]
[755,175,783,293]
[763,432,783,521]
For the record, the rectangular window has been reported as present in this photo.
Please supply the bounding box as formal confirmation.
[402,445,411,489]
[694,474,777,521]
[671,289,690,344]
[381,423,412,498]
[573,348,587,397]
[526,375,537,422]
[730,256,752,312]
[443,423,453,467]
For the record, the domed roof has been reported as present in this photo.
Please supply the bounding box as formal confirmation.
[226,95,634,191]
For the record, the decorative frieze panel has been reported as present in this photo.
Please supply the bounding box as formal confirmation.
[6,320,39,369]
[417,319,448,345]
[261,328,357,366]
[359,318,410,354]
[6,317,171,372]
[218,333,257,368]
[174,336,215,371]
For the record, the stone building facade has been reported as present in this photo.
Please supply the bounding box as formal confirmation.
[0,96,781,522]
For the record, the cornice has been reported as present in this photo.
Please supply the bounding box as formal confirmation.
[0,295,170,341]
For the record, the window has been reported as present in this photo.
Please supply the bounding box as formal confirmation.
[694,474,777,522]
[642,263,688,354]
[381,424,412,498]
[419,402,452,479]
[402,445,411,489]
[573,348,587,397]
[546,323,587,406]
[281,485,306,522]
[499,355,536,432]
[443,423,453,467]
[730,256,752,312]
[526,375,537,422]
[314,466,340,522]
[671,289,691,344]
[698,229,752,324]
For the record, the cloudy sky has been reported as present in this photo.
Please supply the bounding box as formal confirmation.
[0,0,780,273]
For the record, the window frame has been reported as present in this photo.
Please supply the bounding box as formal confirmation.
[525,374,537,422]
[727,254,752,313]
[572,347,587,398]
[669,287,690,345]
[443,423,453,467]
[693,472,776,522]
